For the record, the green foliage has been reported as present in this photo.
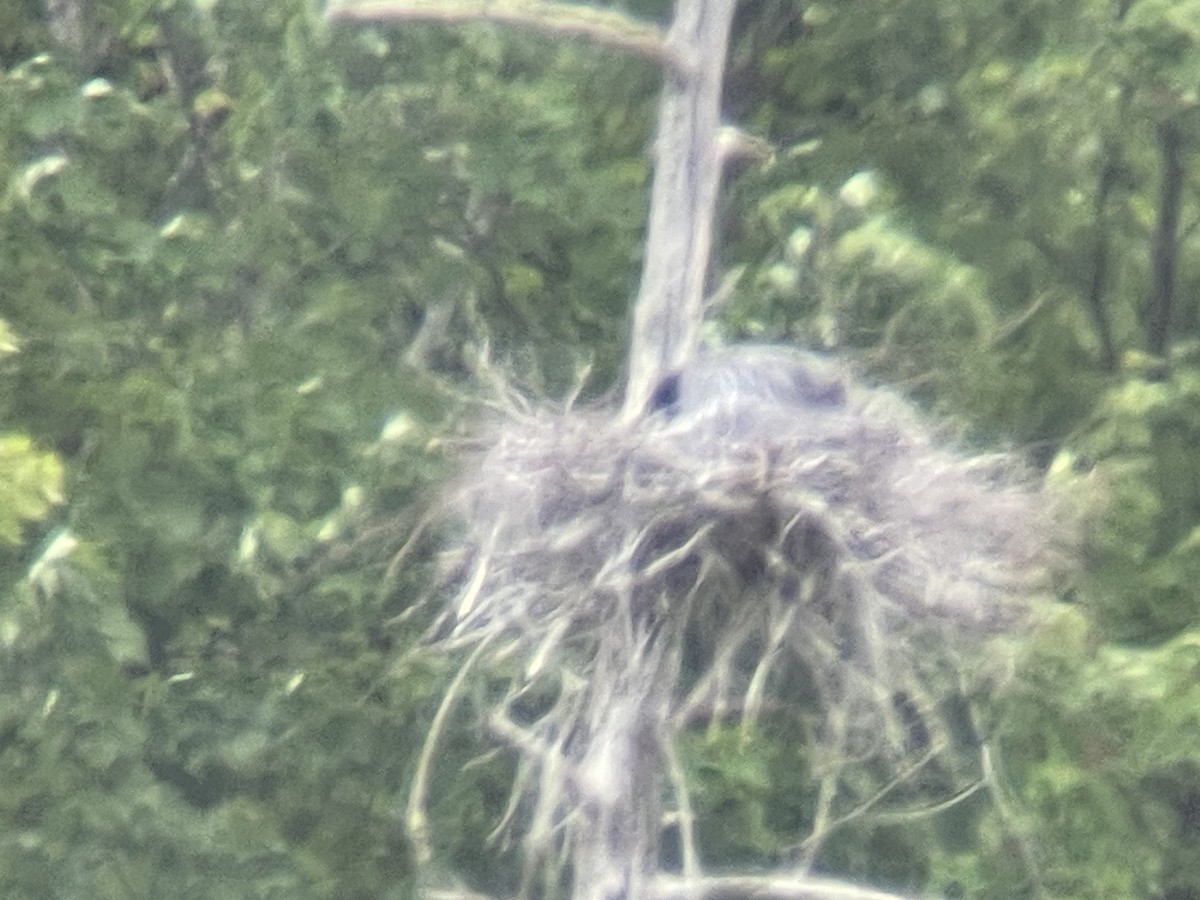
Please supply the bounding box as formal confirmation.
[0,432,63,545]
[977,608,1200,898]
[0,0,651,893]
[724,174,1100,442]
[1050,358,1200,643]
[678,726,811,865]
[722,0,1200,443]
[3,0,1200,895]
[1116,0,1200,102]
[709,1,1200,895]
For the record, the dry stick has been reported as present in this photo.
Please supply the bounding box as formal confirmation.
[799,707,848,873]
[405,635,495,863]
[650,874,917,900]
[977,736,1046,894]
[663,736,701,880]
[326,0,674,66]
[795,743,947,855]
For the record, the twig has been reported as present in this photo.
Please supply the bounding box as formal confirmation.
[651,873,920,900]
[663,736,701,879]
[326,0,673,65]
[407,636,494,863]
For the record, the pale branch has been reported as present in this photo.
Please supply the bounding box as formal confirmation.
[405,636,494,864]
[651,874,919,900]
[622,0,739,417]
[325,0,673,65]
[663,737,701,880]
[424,874,919,900]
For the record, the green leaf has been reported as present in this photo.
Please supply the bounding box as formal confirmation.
[0,434,63,544]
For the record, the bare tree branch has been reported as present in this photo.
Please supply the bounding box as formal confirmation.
[651,874,918,900]
[622,0,739,417]
[326,0,672,65]
[425,873,920,900]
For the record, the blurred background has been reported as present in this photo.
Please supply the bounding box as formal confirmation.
[1,0,1199,896]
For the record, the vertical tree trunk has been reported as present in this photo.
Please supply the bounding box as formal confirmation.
[572,645,671,900]
[1086,154,1119,372]
[1146,118,1185,357]
[621,0,739,418]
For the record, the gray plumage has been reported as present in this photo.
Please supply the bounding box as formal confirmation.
[648,345,852,440]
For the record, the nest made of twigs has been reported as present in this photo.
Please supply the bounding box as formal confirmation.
[415,346,1067,892]
[442,346,1055,653]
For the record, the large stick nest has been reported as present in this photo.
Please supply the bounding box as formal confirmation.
[420,345,1067,891]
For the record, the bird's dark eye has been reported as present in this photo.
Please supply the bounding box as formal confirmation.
[648,372,681,417]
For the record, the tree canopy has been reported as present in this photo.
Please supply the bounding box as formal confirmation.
[2,0,1200,897]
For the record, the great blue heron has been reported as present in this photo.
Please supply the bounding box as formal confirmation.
[647,345,854,441]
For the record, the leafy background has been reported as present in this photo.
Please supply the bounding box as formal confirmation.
[2,0,1200,897]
